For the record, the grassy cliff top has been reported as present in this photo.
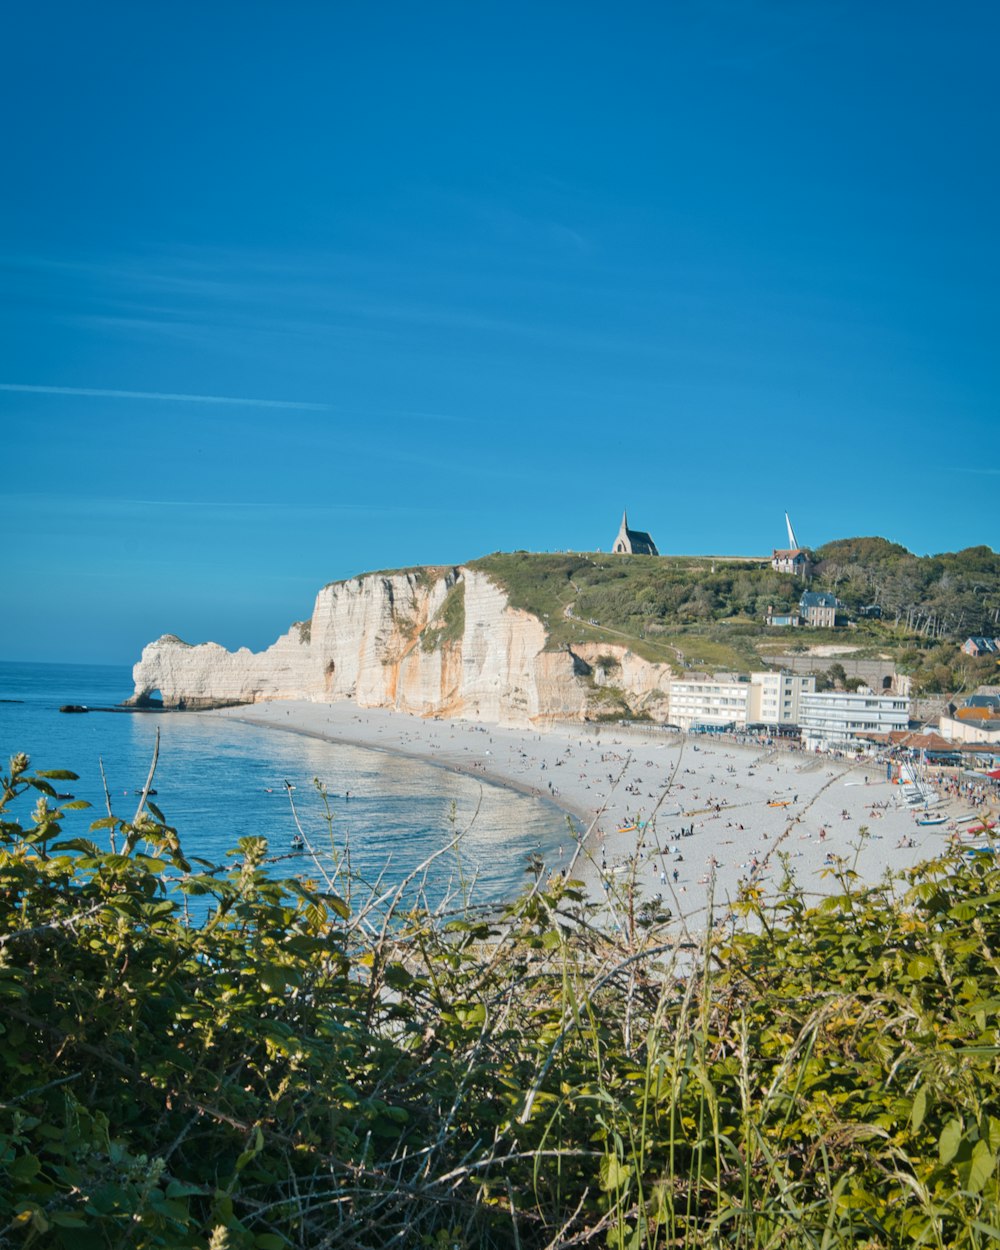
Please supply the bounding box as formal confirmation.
[322,563,459,591]
[467,546,1000,687]
[469,551,773,666]
[316,543,999,690]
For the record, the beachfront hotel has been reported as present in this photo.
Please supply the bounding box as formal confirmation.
[749,670,816,725]
[798,690,910,751]
[667,675,753,731]
[666,670,816,731]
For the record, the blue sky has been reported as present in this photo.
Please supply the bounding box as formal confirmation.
[2,1,997,664]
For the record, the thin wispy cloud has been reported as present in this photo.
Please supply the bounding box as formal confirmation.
[0,492,446,518]
[0,383,329,411]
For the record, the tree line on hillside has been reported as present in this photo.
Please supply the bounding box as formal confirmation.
[814,538,1000,640]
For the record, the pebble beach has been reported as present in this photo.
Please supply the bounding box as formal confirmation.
[214,701,992,928]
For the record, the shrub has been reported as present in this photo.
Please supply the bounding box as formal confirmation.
[3,752,1000,1247]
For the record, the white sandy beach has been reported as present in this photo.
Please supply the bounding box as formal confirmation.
[213,701,983,928]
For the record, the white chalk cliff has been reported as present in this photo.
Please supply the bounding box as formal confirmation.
[129,566,674,727]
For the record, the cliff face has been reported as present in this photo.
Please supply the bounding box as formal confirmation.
[130,567,674,726]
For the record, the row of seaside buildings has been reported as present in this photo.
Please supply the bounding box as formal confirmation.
[658,669,1000,756]
[648,669,909,751]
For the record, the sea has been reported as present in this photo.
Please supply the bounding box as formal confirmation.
[0,661,570,914]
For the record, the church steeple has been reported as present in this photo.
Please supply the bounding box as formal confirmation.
[612,508,659,557]
[613,510,630,553]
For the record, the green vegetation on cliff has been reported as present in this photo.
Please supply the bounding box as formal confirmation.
[470,551,787,668]
[4,753,1000,1248]
[420,579,465,652]
[309,542,998,693]
[470,542,1000,690]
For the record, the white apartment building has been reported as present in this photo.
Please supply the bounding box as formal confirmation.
[667,675,751,731]
[749,671,815,726]
[666,671,818,732]
[798,690,910,750]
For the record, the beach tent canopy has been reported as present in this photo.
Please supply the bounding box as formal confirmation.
[988,768,1000,780]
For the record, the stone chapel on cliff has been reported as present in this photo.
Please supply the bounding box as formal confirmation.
[612,510,659,556]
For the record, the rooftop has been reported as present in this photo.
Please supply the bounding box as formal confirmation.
[859,730,994,752]
[800,591,838,608]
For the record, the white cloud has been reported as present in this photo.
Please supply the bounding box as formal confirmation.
[0,383,329,410]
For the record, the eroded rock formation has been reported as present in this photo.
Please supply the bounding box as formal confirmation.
[129,567,674,726]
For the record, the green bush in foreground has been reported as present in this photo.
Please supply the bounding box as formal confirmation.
[2,752,1000,1248]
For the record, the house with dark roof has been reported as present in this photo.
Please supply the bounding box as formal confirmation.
[961,637,1000,657]
[799,590,841,628]
[612,510,659,556]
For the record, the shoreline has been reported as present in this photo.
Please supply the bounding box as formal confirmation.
[211,701,989,924]
[224,710,593,824]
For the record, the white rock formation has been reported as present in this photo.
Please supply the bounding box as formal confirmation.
[129,566,674,727]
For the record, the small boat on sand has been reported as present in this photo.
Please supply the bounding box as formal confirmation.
[916,815,947,826]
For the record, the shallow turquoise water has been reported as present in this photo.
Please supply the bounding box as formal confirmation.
[0,661,569,910]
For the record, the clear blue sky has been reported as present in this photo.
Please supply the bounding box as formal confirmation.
[3,1,997,664]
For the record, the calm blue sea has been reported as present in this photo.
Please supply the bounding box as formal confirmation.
[0,661,569,910]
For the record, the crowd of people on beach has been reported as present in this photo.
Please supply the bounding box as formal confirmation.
[571,733,997,921]
[225,702,999,927]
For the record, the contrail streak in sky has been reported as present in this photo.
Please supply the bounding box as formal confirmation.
[0,383,330,410]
